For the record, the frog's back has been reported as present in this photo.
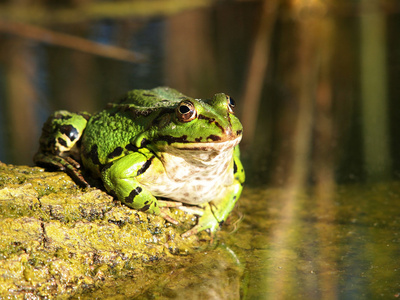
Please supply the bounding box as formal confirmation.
[81,87,193,174]
[116,87,192,109]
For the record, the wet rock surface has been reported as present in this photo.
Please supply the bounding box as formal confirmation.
[0,162,212,298]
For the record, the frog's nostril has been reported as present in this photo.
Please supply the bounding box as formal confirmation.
[224,127,233,136]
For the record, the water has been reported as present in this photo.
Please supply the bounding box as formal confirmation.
[1,0,400,298]
[70,183,400,298]
[238,184,400,298]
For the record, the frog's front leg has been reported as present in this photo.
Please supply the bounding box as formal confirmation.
[182,155,245,237]
[181,183,243,238]
[101,150,178,224]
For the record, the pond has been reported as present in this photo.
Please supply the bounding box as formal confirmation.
[1,0,400,298]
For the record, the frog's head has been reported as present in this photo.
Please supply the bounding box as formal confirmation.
[142,93,243,152]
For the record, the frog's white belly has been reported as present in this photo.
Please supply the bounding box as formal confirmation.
[141,139,238,205]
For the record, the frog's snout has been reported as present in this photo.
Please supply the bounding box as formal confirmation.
[224,127,233,137]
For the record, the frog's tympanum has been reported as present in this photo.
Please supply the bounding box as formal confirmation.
[34,87,245,237]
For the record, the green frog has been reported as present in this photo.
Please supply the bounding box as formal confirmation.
[34,87,245,237]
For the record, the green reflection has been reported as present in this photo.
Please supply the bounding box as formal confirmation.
[237,183,400,299]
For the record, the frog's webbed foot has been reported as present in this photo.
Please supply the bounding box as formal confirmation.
[34,153,90,188]
[182,182,244,238]
[181,204,220,238]
[181,220,219,238]
[158,202,208,228]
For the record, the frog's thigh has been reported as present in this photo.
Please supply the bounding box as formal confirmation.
[101,152,161,214]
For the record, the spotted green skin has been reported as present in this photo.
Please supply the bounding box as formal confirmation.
[34,87,245,236]
[33,111,90,186]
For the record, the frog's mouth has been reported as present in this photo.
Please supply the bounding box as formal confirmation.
[170,135,242,152]
[156,128,242,148]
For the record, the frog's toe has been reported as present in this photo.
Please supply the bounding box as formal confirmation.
[65,167,90,188]
[181,226,201,238]
[63,156,82,169]
[158,200,183,208]
[160,209,179,225]
[177,205,204,216]
[34,153,65,170]
[181,215,220,238]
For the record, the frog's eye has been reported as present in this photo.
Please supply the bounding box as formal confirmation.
[176,100,197,122]
[227,95,235,113]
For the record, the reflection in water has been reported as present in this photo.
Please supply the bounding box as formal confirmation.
[360,0,391,180]
[238,183,400,299]
[261,3,339,298]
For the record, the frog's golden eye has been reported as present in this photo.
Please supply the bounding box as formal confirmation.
[177,100,197,122]
[227,95,235,114]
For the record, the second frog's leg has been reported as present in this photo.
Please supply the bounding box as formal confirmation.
[101,151,162,214]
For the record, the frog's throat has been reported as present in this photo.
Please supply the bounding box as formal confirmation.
[151,136,239,204]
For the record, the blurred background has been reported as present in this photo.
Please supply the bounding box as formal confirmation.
[1,0,400,187]
[1,0,400,298]
[1,0,399,186]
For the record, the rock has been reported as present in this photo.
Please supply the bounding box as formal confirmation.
[0,162,209,298]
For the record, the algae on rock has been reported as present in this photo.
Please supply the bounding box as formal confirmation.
[0,162,208,298]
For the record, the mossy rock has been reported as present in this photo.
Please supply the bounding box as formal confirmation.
[0,162,212,298]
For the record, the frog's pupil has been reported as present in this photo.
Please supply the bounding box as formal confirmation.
[179,105,191,114]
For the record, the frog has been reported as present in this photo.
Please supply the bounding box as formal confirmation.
[34,87,245,237]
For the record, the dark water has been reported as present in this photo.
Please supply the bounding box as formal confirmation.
[1,0,400,298]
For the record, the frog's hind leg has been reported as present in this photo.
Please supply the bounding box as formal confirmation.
[34,110,90,187]
[62,157,90,188]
